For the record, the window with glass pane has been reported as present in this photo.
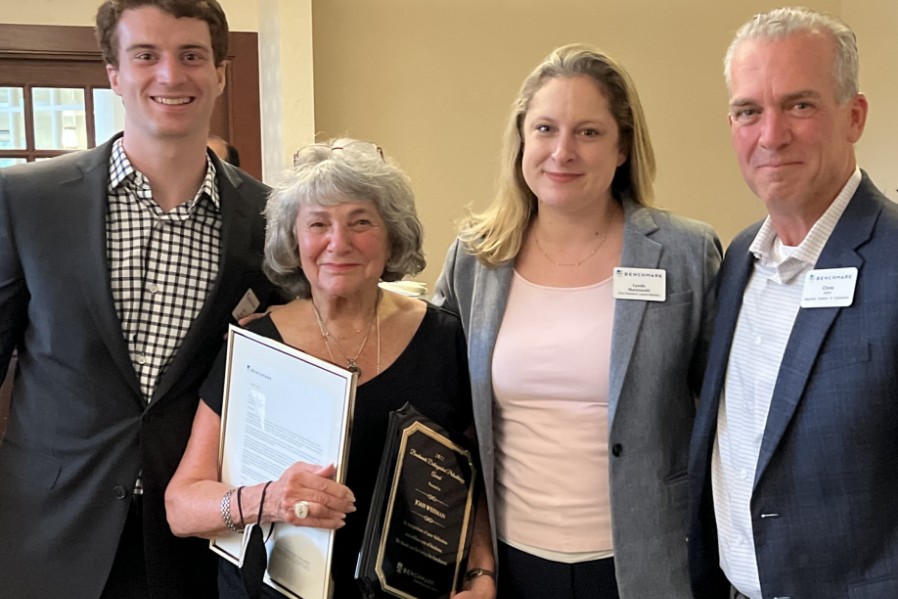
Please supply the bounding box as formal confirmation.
[0,158,27,169]
[0,87,26,150]
[93,88,125,145]
[32,87,88,151]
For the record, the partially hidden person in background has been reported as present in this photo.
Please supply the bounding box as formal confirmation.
[166,139,496,599]
[433,44,721,598]
[209,134,241,167]
[0,0,281,597]
[689,7,898,599]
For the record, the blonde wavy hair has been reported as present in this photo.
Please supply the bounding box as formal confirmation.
[460,43,656,266]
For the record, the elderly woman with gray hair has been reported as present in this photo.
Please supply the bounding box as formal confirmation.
[166,139,495,599]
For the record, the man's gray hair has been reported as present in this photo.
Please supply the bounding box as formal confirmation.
[724,6,859,103]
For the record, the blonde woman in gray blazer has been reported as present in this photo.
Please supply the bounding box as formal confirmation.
[434,44,720,599]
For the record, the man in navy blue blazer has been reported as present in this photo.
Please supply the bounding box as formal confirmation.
[689,7,898,599]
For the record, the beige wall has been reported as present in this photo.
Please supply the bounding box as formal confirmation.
[312,0,896,291]
[846,0,898,207]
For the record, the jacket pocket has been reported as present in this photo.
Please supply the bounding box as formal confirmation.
[813,342,870,373]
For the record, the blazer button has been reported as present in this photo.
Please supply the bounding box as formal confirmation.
[611,443,623,457]
[113,485,129,500]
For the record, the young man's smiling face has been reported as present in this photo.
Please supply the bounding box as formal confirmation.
[106,5,225,146]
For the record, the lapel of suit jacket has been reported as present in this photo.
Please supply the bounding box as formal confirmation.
[754,180,878,483]
[688,227,756,516]
[467,259,514,438]
[691,231,756,466]
[151,161,257,403]
[608,200,661,427]
[73,137,144,401]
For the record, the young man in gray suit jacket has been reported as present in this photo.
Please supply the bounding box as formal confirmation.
[0,1,278,597]
[689,7,898,599]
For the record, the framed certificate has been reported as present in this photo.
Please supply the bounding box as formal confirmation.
[211,325,357,599]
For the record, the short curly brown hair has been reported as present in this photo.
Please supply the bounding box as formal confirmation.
[95,0,229,68]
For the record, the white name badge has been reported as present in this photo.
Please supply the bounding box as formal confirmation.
[612,267,666,302]
[800,267,858,308]
[232,288,261,320]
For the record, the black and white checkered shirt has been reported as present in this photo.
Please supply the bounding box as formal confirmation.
[107,138,222,402]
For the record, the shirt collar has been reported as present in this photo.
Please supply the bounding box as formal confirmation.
[748,167,861,281]
[107,137,221,212]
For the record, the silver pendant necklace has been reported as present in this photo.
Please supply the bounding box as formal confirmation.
[313,297,381,376]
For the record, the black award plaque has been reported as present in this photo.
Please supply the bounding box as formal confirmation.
[356,403,478,599]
